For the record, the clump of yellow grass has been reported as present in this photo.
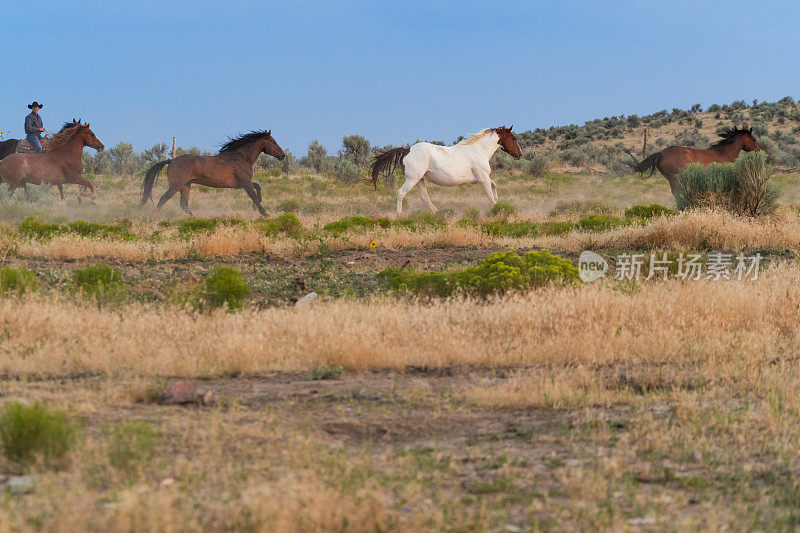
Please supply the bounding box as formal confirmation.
[1,263,798,378]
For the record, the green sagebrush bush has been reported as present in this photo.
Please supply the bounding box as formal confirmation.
[623,204,675,220]
[0,402,78,470]
[202,265,250,310]
[178,217,218,237]
[255,212,304,238]
[490,201,517,217]
[334,157,363,184]
[19,217,136,241]
[675,151,779,216]
[378,250,579,298]
[575,214,627,232]
[0,266,38,295]
[458,219,573,238]
[322,212,444,236]
[73,263,128,303]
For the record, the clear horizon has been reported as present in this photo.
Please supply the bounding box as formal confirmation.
[1,1,798,156]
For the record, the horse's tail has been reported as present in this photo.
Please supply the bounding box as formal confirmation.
[626,149,662,178]
[141,159,171,205]
[370,147,410,190]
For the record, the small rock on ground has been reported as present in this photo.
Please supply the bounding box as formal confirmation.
[159,379,213,405]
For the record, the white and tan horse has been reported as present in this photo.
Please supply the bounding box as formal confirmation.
[370,126,522,214]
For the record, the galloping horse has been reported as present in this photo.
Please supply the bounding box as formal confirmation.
[0,121,104,199]
[630,127,761,195]
[370,126,522,214]
[141,130,284,216]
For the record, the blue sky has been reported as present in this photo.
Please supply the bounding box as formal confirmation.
[1,1,798,155]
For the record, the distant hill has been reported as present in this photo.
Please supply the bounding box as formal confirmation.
[497,97,800,175]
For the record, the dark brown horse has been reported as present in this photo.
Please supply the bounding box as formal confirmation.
[141,130,284,216]
[630,127,761,195]
[0,122,104,199]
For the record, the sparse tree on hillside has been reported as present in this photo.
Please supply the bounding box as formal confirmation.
[109,141,140,174]
[342,134,370,167]
[141,142,169,165]
[306,140,328,172]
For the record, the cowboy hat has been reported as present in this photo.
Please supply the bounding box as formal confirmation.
[27,101,43,109]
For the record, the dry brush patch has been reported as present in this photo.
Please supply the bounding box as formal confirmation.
[1,264,799,378]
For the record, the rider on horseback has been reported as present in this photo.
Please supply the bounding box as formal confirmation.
[24,101,45,153]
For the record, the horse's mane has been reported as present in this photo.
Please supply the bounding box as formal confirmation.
[712,126,753,147]
[219,130,271,153]
[47,121,88,151]
[58,119,82,133]
[457,129,494,145]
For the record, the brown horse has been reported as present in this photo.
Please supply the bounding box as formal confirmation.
[141,130,284,216]
[630,127,761,195]
[0,121,104,199]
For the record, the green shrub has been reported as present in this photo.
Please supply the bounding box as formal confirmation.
[538,221,574,235]
[379,250,579,298]
[323,216,375,235]
[0,402,78,470]
[334,158,363,184]
[73,263,128,302]
[549,200,614,216]
[107,420,161,476]
[624,204,675,220]
[576,214,626,232]
[490,201,517,217]
[67,220,136,241]
[19,216,61,240]
[202,265,250,310]
[458,219,573,238]
[308,365,345,380]
[524,152,549,177]
[178,218,218,238]
[0,267,38,295]
[675,151,779,215]
[257,212,304,238]
[265,168,282,178]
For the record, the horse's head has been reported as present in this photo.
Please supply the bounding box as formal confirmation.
[262,130,285,160]
[495,126,522,159]
[79,123,105,151]
[741,128,761,152]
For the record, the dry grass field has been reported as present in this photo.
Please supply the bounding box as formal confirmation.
[3,159,800,532]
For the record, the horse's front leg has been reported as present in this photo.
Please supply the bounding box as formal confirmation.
[242,182,267,216]
[477,173,497,207]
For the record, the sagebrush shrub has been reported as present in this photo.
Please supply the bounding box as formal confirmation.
[490,201,517,217]
[68,220,136,240]
[18,216,61,240]
[178,218,218,238]
[675,151,779,216]
[576,214,626,232]
[0,266,38,295]
[323,216,375,235]
[74,263,128,303]
[379,250,579,297]
[624,204,675,220]
[203,265,250,310]
[334,158,363,184]
[257,212,304,237]
[0,402,78,470]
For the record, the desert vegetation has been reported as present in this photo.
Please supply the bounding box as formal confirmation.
[2,97,800,531]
